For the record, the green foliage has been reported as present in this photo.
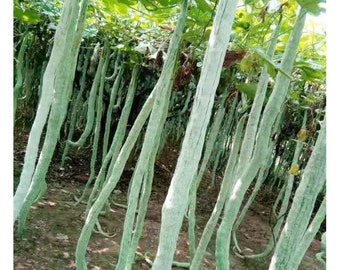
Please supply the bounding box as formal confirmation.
[296,0,325,15]
[194,0,213,12]
[14,0,63,25]
[235,82,257,100]
[14,0,326,268]
[14,6,41,25]
[253,47,293,80]
[34,0,62,20]
[295,61,325,82]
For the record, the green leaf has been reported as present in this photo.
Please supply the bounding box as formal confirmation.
[187,7,211,25]
[253,47,293,80]
[156,0,180,6]
[35,1,61,19]
[295,61,325,81]
[195,0,212,12]
[83,24,98,39]
[101,0,132,15]
[267,63,277,79]
[296,0,324,16]
[300,66,325,81]
[114,3,129,15]
[14,7,41,25]
[117,0,136,5]
[289,90,300,102]
[235,83,257,100]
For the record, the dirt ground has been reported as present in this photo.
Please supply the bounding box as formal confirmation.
[13,130,323,270]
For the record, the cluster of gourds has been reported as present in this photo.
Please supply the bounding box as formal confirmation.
[14,0,326,269]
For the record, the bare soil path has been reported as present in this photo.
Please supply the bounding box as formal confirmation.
[14,131,322,270]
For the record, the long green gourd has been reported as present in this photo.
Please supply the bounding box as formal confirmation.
[190,115,246,270]
[316,231,326,268]
[14,34,28,120]
[232,110,285,255]
[14,0,90,225]
[86,65,140,212]
[124,89,172,269]
[116,77,175,268]
[242,112,307,259]
[232,168,266,253]
[106,50,122,81]
[188,90,228,260]
[37,43,53,101]
[76,84,155,269]
[291,196,325,269]
[22,59,34,103]
[124,160,154,269]
[210,95,239,188]
[61,47,86,138]
[61,47,92,167]
[194,91,229,188]
[116,2,188,268]
[268,141,293,192]
[18,1,90,233]
[152,1,238,269]
[215,8,307,269]
[67,45,103,148]
[14,42,56,222]
[75,44,110,205]
[102,63,124,163]
[236,14,282,176]
[269,120,326,269]
[179,90,192,115]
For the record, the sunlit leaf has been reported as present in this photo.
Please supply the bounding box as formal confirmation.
[235,83,257,100]
[187,7,211,25]
[101,0,131,15]
[83,24,98,38]
[267,63,277,79]
[157,0,178,6]
[14,7,41,25]
[35,1,61,19]
[296,0,324,16]
[234,9,251,31]
[253,47,293,80]
[239,53,254,73]
[195,0,212,12]
[289,90,300,102]
[117,0,136,5]
[115,3,129,15]
[295,61,325,81]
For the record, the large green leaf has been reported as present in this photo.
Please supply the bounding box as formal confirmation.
[296,0,325,15]
[157,0,180,6]
[235,82,257,100]
[101,0,134,14]
[295,61,325,81]
[14,6,41,25]
[117,0,136,5]
[195,0,212,12]
[34,1,61,19]
[253,47,293,80]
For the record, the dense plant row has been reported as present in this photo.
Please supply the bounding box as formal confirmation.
[14,0,326,269]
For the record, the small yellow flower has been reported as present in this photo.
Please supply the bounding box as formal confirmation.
[297,129,308,141]
[288,164,300,176]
